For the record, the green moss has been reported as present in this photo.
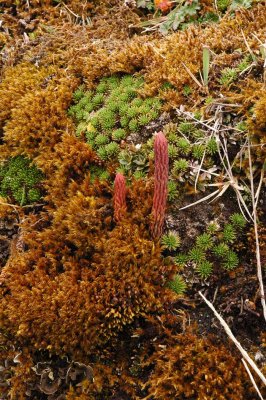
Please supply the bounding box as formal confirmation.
[230,213,247,230]
[0,156,44,205]
[120,75,135,87]
[176,138,191,155]
[167,132,178,144]
[96,80,109,94]
[222,224,237,243]
[76,121,87,136]
[183,84,192,96]
[196,260,213,278]
[217,0,230,12]
[196,233,213,251]
[189,247,205,263]
[98,109,116,130]
[73,86,85,102]
[167,180,179,201]
[120,115,129,128]
[94,134,110,147]
[173,159,189,173]
[213,243,230,258]
[128,118,139,131]
[138,114,151,127]
[96,146,108,160]
[192,144,205,160]
[68,74,163,166]
[178,122,194,135]
[133,170,146,180]
[131,98,143,108]
[174,254,188,266]
[207,222,219,234]
[206,137,218,155]
[112,128,127,141]
[222,250,239,270]
[126,106,139,119]
[219,68,238,86]
[168,275,187,295]
[105,142,120,157]
[168,144,178,159]
[161,232,181,251]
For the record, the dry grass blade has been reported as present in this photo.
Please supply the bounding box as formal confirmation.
[199,291,266,387]
[247,137,266,322]
[181,62,203,88]
[241,30,257,63]
[203,45,210,87]
[242,358,264,400]
[179,189,221,210]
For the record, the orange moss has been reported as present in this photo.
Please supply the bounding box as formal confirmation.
[0,177,176,359]
[142,332,255,399]
[0,63,58,134]
[2,71,77,161]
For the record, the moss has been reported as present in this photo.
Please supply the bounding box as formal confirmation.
[144,332,250,399]
[167,180,179,201]
[161,231,181,251]
[196,260,213,278]
[196,233,213,250]
[222,250,239,270]
[173,158,189,173]
[222,224,237,243]
[0,156,44,205]
[167,274,187,295]
[0,178,175,358]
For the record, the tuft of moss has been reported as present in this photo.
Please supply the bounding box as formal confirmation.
[189,246,206,263]
[176,138,191,155]
[222,224,237,243]
[161,231,181,251]
[112,128,127,141]
[196,233,213,251]
[230,213,247,230]
[173,159,189,173]
[168,275,187,295]
[0,156,44,205]
[196,260,213,278]
[213,242,230,258]
[167,180,179,201]
[178,122,194,135]
[219,67,238,86]
[222,250,239,270]
[206,137,218,155]
[192,144,205,160]
[94,134,110,146]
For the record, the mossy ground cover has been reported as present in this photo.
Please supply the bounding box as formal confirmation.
[0,1,265,399]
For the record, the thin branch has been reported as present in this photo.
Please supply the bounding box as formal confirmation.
[61,2,80,19]
[247,137,266,322]
[199,291,266,386]
[194,148,206,191]
[255,166,265,209]
[241,30,257,63]
[179,189,220,210]
[242,359,264,400]
[181,62,203,88]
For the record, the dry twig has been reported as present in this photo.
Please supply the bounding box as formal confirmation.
[242,358,264,400]
[247,137,266,322]
[199,291,266,387]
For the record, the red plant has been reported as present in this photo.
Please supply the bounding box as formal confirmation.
[150,131,169,239]
[114,173,127,222]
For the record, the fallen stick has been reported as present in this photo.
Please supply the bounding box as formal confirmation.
[199,291,266,387]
